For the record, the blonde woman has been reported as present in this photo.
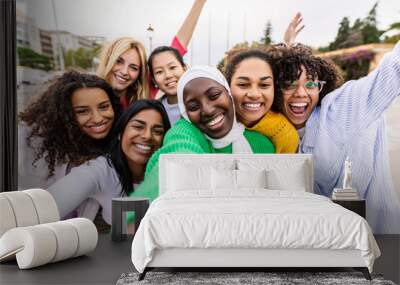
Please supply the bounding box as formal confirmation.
[97,38,149,108]
[97,0,207,109]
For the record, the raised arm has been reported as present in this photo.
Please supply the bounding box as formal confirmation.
[324,41,400,133]
[175,0,207,49]
[283,12,305,46]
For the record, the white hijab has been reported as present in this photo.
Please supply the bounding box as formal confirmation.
[177,65,252,154]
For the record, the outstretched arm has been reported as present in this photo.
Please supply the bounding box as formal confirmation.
[175,0,207,49]
[326,41,400,133]
[47,162,100,218]
[283,12,305,46]
[47,157,119,219]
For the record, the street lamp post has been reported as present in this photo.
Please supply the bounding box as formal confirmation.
[147,24,154,53]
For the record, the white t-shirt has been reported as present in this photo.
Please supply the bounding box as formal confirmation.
[161,96,181,126]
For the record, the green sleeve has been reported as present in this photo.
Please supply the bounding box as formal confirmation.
[127,119,209,224]
[244,129,276,153]
[144,119,209,174]
[126,168,160,224]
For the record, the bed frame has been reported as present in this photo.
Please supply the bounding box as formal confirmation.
[138,154,372,281]
[140,248,371,280]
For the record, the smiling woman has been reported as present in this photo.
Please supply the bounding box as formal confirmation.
[97,37,149,107]
[222,13,306,154]
[131,66,275,203]
[183,77,235,139]
[148,46,187,125]
[272,42,400,234]
[97,0,207,111]
[47,100,171,226]
[225,49,299,153]
[71,87,115,140]
[19,71,121,178]
[121,109,165,177]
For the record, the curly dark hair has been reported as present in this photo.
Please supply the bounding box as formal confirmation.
[270,43,344,112]
[19,71,122,177]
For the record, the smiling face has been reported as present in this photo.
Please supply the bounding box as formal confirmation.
[71,87,115,139]
[230,58,274,127]
[107,48,141,94]
[281,66,320,129]
[121,109,165,168]
[152,51,186,97]
[183,78,234,139]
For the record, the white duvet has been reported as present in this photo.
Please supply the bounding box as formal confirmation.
[131,190,380,273]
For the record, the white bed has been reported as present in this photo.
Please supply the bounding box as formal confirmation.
[131,154,380,280]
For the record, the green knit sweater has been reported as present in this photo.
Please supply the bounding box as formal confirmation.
[130,119,275,203]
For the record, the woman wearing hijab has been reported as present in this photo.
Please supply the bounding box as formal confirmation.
[129,66,275,203]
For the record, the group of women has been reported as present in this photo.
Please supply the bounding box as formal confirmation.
[20,0,400,234]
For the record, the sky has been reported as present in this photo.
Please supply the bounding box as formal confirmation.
[17,0,400,66]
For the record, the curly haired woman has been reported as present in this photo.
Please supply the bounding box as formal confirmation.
[272,42,400,234]
[19,71,121,179]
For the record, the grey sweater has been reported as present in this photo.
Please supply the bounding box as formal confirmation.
[47,156,122,225]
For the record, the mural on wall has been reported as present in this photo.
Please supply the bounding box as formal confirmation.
[15,0,400,235]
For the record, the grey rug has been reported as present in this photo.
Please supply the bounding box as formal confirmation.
[116,271,396,285]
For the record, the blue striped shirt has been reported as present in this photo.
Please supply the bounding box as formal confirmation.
[300,41,400,234]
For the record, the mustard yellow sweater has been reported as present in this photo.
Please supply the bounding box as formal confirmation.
[247,111,299,153]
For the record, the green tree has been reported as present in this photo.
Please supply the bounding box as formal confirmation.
[324,2,383,51]
[329,17,351,50]
[352,18,364,31]
[17,47,53,71]
[64,46,100,70]
[384,34,400,44]
[64,49,76,67]
[383,22,400,44]
[361,2,382,44]
[260,21,273,45]
[389,22,400,30]
[342,30,364,47]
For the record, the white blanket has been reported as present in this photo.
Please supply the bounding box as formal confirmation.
[131,190,380,272]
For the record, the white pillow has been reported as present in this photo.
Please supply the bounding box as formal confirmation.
[237,158,311,192]
[211,169,268,190]
[167,162,211,192]
[211,168,236,190]
[266,168,307,192]
[236,169,268,189]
